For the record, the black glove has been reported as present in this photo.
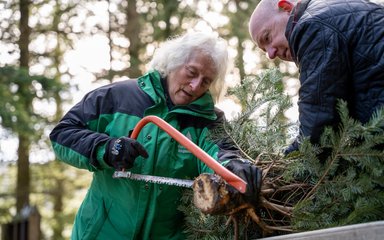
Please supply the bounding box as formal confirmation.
[104,137,148,170]
[225,159,262,205]
[283,138,300,156]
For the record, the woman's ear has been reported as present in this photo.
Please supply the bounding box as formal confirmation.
[278,0,293,12]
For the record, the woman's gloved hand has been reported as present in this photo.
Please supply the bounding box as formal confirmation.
[104,137,148,170]
[225,159,262,205]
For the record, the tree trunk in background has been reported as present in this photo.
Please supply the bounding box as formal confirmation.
[19,0,30,68]
[237,40,246,84]
[52,177,64,240]
[233,0,246,83]
[16,135,30,212]
[126,0,142,77]
[52,89,65,239]
[16,0,31,213]
[160,0,179,38]
[51,2,65,238]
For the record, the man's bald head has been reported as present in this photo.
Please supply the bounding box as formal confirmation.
[248,0,294,61]
[249,0,283,45]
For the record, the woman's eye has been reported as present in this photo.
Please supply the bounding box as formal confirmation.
[202,79,211,87]
[185,66,196,76]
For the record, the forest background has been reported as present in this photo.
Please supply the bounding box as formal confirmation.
[0,0,383,239]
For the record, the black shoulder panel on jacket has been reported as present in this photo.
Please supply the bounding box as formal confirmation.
[80,80,154,121]
[49,79,154,161]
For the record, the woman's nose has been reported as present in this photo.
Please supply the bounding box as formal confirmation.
[189,78,202,91]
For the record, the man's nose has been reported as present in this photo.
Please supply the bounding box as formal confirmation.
[266,46,277,59]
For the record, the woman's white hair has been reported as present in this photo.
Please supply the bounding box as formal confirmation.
[149,31,229,103]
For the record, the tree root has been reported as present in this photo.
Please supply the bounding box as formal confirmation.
[192,173,297,239]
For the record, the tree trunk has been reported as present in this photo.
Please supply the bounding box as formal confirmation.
[193,173,247,215]
[52,176,64,240]
[16,0,31,214]
[192,172,297,237]
[19,0,30,68]
[125,0,142,77]
[16,135,30,212]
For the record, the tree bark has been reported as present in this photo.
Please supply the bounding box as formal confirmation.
[16,0,31,213]
[16,134,30,212]
[125,0,142,77]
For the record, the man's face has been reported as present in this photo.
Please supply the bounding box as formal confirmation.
[167,52,217,105]
[249,7,292,61]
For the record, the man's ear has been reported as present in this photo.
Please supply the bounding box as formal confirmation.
[278,0,293,12]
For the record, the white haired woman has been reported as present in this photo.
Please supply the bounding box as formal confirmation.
[50,31,261,240]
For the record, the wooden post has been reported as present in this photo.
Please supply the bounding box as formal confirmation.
[1,205,41,240]
[27,206,41,240]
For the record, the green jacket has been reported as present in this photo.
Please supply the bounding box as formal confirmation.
[50,70,241,239]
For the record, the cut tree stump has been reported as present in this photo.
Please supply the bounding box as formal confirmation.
[192,173,247,215]
[192,171,299,238]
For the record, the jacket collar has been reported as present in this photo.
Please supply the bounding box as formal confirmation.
[285,0,312,42]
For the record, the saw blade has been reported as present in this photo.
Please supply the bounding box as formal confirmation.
[113,171,194,188]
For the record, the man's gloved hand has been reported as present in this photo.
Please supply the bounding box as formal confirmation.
[283,138,300,156]
[104,137,148,170]
[225,159,262,205]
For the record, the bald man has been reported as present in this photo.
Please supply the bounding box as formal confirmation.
[249,0,384,155]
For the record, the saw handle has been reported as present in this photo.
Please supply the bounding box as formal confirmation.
[129,115,247,193]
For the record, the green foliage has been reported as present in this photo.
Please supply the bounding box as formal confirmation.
[0,66,66,138]
[182,68,384,238]
[30,161,92,239]
[0,164,16,223]
[0,161,92,239]
[225,68,292,156]
[178,190,236,240]
[181,68,292,238]
[0,65,71,238]
[290,100,384,230]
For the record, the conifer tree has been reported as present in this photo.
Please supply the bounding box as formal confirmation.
[288,100,384,230]
[180,68,384,239]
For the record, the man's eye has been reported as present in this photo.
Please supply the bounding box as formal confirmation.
[264,34,269,43]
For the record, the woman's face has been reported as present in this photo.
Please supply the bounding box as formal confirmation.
[167,52,217,105]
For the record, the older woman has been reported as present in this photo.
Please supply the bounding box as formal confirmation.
[50,31,261,240]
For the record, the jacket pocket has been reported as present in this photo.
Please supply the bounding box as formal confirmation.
[74,191,112,240]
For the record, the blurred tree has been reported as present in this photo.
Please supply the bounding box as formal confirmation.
[220,0,259,82]
[96,0,198,81]
[0,0,82,239]
[35,1,78,238]
[16,0,32,214]
[219,0,298,80]
[0,66,63,210]
[27,0,94,238]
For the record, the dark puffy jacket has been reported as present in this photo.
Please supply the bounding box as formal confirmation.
[285,0,384,146]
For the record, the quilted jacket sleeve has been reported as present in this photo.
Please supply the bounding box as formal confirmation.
[290,20,351,143]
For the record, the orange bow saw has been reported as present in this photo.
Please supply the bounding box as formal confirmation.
[113,115,247,193]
